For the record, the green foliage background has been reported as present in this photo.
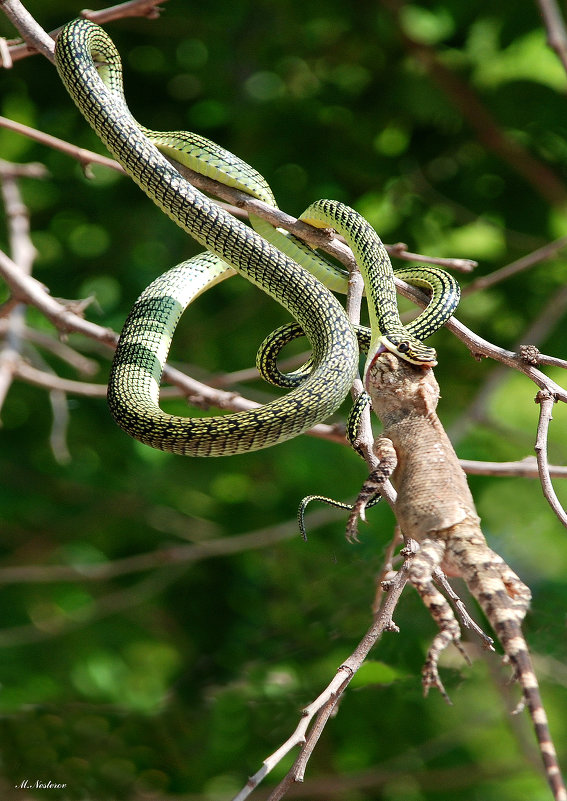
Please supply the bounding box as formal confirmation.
[0,1,566,799]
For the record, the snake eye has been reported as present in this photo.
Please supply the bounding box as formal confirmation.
[397,341,410,354]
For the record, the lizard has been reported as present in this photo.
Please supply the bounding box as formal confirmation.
[350,351,566,801]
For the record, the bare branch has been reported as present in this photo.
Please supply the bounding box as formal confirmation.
[388,241,476,273]
[0,506,343,585]
[0,159,38,412]
[0,247,118,345]
[396,278,567,402]
[463,236,567,296]
[48,385,71,463]
[0,116,126,174]
[13,359,191,400]
[0,0,169,65]
[432,567,494,649]
[344,252,382,473]
[448,285,567,443]
[0,320,99,374]
[531,352,567,370]
[534,390,567,529]
[538,0,567,75]
[371,526,404,613]
[460,456,567,479]
[0,0,57,62]
[80,0,169,24]
[13,360,108,397]
[241,670,352,801]
[234,558,411,801]
[0,34,12,67]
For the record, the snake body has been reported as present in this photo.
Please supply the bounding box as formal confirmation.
[257,264,460,388]
[55,19,360,456]
[54,19,459,457]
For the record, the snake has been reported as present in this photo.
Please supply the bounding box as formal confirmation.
[54,19,459,458]
[256,264,459,389]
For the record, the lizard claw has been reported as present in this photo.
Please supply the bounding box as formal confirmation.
[422,665,453,705]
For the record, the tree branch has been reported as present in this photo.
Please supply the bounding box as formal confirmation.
[0,0,168,65]
[0,115,126,175]
[0,115,476,274]
[381,0,567,207]
[0,159,40,413]
[460,456,567,479]
[463,236,567,296]
[535,390,567,529]
[0,0,57,62]
[0,505,343,585]
[234,557,411,801]
[538,0,567,76]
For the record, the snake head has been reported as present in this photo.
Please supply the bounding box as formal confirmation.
[364,336,437,382]
[381,334,437,367]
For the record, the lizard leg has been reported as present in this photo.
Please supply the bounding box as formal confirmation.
[408,537,462,703]
[346,436,397,542]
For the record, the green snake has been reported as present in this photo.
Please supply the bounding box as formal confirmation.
[54,19,459,457]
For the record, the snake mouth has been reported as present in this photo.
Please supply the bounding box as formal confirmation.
[362,344,387,388]
[365,341,437,380]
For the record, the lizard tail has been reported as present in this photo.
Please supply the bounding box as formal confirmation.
[506,635,566,801]
[473,576,566,801]
[455,534,566,800]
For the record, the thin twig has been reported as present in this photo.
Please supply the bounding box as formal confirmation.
[0,159,38,413]
[0,116,126,175]
[0,320,99,374]
[0,35,12,67]
[372,526,404,613]
[0,247,118,344]
[344,257,380,470]
[538,0,567,75]
[0,115,475,275]
[13,360,108,397]
[0,506,343,584]
[432,568,494,649]
[448,285,567,443]
[0,0,168,65]
[79,0,169,24]
[534,390,567,529]
[534,353,567,369]
[234,558,411,801]
[460,456,567,479]
[463,236,567,296]
[444,313,567,400]
[387,241,476,273]
[0,0,57,62]
[48,385,71,463]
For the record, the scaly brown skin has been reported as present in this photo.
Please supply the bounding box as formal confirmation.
[361,352,566,801]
